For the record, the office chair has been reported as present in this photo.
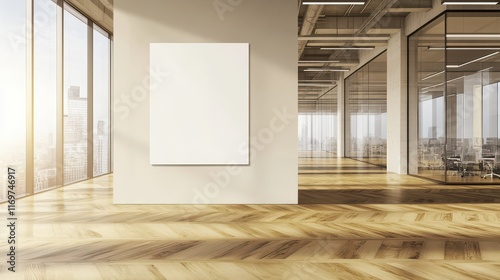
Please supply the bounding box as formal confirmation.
[481,154,500,179]
[446,155,462,176]
[460,152,478,177]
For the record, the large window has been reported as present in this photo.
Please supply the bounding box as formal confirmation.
[298,89,337,158]
[34,0,58,191]
[64,7,88,184]
[0,0,27,200]
[0,1,112,202]
[345,52,387,166]
[93,27,111,176]
[409,12,500,183]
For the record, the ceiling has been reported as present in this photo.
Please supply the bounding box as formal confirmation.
[414,13,500,100]
[66,0,113,32]
[298,0,433,100]
[74,0,430,94]
[76,0,500,102]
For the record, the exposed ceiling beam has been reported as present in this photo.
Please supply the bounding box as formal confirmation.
[298,4,324,58]
[299,61,359,67]
[99,0,113,10]
[313,0,399,80]
[314,16,405,35]
[354,0,401,35]
[389,0,432,12]
[307,42,387,47]
[316,28,402,35]
[66,0,113,31]
[299,35,391,40]
[316,16,404,29]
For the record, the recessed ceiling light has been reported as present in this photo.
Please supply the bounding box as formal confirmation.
[422,71,445,81]
[447,34,500,38]
[298,83,336,87]
[446,52,499,68]
[479,67,494,72]
[320,47,375,50]
[442,1,498,5]
[428,47,500,50]
[421,76,469,92]
[299,80,334,82]
[303,1,365,5]
[299,60,340,63]
[304,68,350,72]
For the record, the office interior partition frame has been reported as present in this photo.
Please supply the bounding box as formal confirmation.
[409,11,500,183]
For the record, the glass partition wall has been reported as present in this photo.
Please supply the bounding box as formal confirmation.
[409,12,500,183]
[298,88,337,158]
[345,52,387,166]
[408,15,446,181]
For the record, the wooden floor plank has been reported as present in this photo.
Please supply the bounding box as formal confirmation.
[0,158,499,279]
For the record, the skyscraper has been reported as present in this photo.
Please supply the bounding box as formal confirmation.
[64,86,87,183]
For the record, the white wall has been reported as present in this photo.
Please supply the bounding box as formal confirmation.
[113,0,297,204]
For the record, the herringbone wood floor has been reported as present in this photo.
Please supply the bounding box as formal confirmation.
[1,158,499,279]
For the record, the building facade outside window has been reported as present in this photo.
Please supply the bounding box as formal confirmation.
[0,1,112,202]
[298,88,337,158]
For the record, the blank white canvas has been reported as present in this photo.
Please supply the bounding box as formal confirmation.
[150,43,249,165]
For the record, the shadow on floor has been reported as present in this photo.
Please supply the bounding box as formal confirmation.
[298,188,500,204]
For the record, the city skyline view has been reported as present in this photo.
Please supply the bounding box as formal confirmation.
[0,0,111,201]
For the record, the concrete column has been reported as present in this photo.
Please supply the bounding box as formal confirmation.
[386,30,408,174]
[337,74,344,157]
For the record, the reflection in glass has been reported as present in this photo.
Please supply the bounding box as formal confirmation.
[345,52,387,166]
[408,14,445,181]
[64,7,88,184]
[409,12,500,183]
[0,1,27,200]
